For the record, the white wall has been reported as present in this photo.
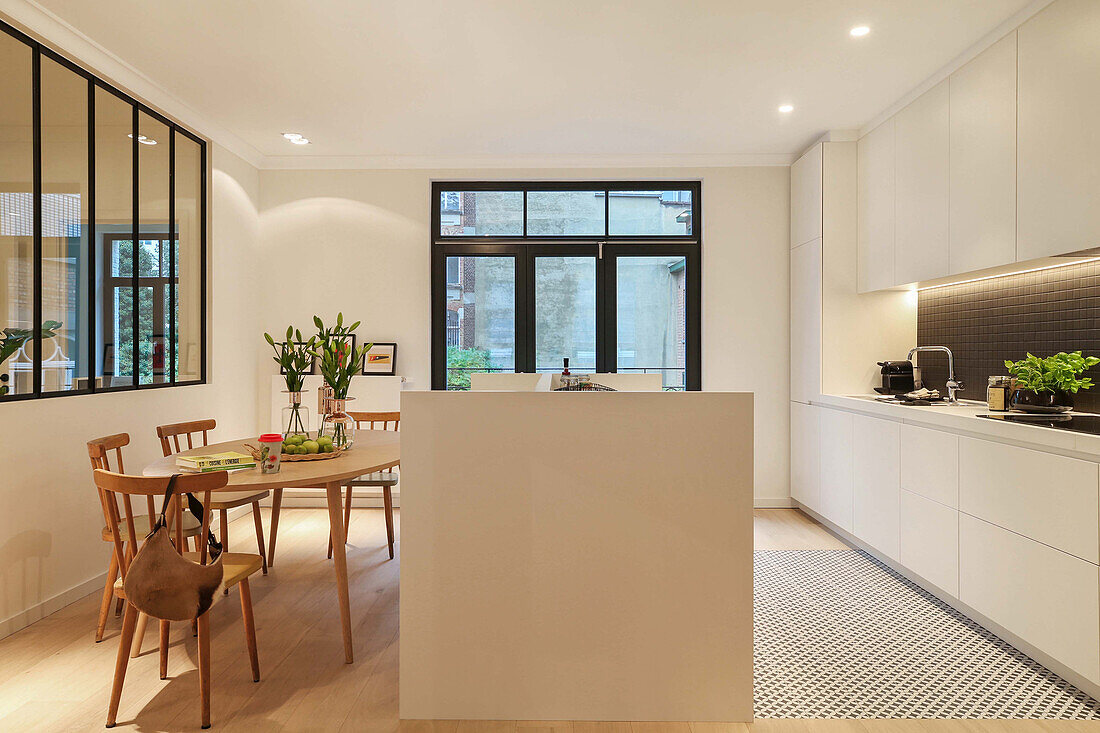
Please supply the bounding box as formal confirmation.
[0,145,263,637]
[258,165,791,504]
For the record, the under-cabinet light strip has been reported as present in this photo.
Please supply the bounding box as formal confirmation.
[916,257,1100,292]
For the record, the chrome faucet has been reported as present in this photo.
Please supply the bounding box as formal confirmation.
[908,346,965,403]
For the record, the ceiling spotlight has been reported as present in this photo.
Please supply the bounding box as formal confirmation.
[778,104,794,114]
[850,25,870,37]
[282,132,311,145]
[127,133,157,145]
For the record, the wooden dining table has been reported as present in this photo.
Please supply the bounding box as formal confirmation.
[143,431,401,664]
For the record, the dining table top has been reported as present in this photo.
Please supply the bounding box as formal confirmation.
[142,432,401,489]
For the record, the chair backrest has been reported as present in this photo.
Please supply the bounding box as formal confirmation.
[348,411,400,431]
[549,372,664,391]
[93,469,228,575]
[87,432,159,545]
[470,372,549,391]
[156,418,216,457]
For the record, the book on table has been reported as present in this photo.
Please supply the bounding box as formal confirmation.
[176,451,256,472]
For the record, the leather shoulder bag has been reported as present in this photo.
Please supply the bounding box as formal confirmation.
[123,475,225,621]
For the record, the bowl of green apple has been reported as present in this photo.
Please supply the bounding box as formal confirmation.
[280,433,343,461]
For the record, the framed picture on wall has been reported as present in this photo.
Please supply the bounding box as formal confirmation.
[148,334,167,376]
[103,343,115,376]
[362,342,397,375]
[279,342,317,375]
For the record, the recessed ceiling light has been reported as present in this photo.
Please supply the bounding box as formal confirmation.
[282,132,311,145]
[778,104,794,114]
[850,25,870,37]
[127,133,157,145]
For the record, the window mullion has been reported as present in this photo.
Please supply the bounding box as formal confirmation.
[130,104,139,388]
[31,48,42,398]
[168,130,176,384]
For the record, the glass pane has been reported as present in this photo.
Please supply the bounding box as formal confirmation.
[616,256,688,390]
[0,33,34,397]
[174,133,202,382]
[534,257,595,372]
[444,256,515,389]
[439,190,522,236]
[608,190,693,236]
[95,87,133,387]
[137,111,169,384]
[40,57,89,393]
[526,190,604,236]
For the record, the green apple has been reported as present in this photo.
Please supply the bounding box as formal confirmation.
[288,434,306,446]
[302,440,320,455]
[322,443,335,453]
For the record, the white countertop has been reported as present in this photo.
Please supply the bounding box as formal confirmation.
[813,393,1100,460]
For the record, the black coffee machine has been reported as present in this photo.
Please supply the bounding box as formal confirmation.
[875,360,916,395]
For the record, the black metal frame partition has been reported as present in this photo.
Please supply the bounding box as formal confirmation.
[430,181,701,391]
[0,17,208,402]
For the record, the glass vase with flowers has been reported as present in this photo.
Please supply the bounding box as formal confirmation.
[312,313,372,449]
[264,326,317,440]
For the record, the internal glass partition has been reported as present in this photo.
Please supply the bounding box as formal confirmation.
[0,18,208,401]
[0,32,34,397]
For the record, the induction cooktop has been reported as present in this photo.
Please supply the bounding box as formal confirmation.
[978,412,1100,435]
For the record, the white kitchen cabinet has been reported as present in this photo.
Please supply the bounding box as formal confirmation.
[791,143,823,249]
[818,408,853,531]
[857,120,895,293]
[790,239,822,403]
[900,489,958,596]
[851,415,900,560]
[894,80,950,285]
[1018,0,1100,260]
[790,401,820,511]
[960,513,1100,684]
[959,436,1099,563]
[949,32,1017,274]
[900,424,958,508]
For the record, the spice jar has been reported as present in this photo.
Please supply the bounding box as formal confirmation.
[987,376,1011,411]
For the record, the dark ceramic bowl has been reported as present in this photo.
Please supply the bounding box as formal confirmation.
[1009,388,1074,413]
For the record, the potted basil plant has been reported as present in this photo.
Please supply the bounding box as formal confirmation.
[1003,351,1100,413]
[1,321,62,397]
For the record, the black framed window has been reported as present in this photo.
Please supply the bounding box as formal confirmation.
[0,19,207,401]
[431,182,700,391]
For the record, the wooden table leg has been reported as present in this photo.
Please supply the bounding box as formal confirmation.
[267,488,283,567]
[325,480,354,664]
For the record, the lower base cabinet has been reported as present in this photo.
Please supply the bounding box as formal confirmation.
[959,513,1100,684]
[818,408,854,531]
[900,489,958,595]
[790,402,821,512]
[852,415,900,560]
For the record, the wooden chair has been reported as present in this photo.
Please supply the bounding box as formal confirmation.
[93,468,262,729]
[327,411,400,560]
[88,433,203,644]
[157,419,270,576]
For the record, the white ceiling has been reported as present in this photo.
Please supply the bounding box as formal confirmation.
[24,0,1036,167]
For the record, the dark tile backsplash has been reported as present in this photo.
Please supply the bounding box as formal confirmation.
[917,259,1100,412]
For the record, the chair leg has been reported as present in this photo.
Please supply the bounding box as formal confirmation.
[220,509,230,595]
[130,611,149,658]
[106,602,139,728]
[114,596,124,617]
[159,620,170,680]
[383,485,395,560]
[96,551,120,642]
[197,611,211,729]
[251,502,268,574]
[238,578,260,682]
[267,489,283,567]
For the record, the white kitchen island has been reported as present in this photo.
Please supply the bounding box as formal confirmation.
[399,390,755,722]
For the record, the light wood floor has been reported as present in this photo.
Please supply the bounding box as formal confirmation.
[0,508,1095,732]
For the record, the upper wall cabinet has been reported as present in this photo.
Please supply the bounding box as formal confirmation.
[857,120,895,293]
[894,80,950,285]
[791,143,822,249]
[1017,0,1100,260]
[949,32,1017,274]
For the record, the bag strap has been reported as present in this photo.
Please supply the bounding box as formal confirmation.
[155,474,223,560]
